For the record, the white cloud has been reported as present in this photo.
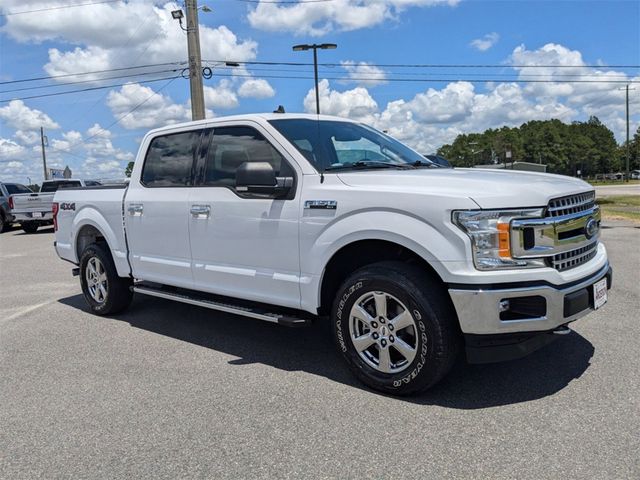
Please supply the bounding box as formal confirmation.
[470,32,500,52]
[204,80,239,109]
[0,100,60,131]
[237,78,276,99]
[341,61,387,86]
[304,79,378,122]
[248,0,459,36]
[0,138,27,162]
[2,3,258,82]
[106,83,191,130]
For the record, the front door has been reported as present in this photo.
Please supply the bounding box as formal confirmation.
[125,128,205,289]
[188,124,302,309]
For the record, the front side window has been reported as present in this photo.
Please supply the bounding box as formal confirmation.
[269,119,435,172]
[203,126,292,187]
[142,131,201,187]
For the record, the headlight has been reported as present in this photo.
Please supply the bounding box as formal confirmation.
[453,209,545,270]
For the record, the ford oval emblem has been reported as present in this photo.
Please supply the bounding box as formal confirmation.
[584,217,598,239]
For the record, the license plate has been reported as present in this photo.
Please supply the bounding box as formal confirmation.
[593,278,608,309]
[32,212,42,218]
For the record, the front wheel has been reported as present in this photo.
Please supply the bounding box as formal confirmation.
[79,242,133,315]
[332,261,460,395]
[21,222,39,233]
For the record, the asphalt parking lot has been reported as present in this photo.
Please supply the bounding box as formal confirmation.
[1,223,639,479]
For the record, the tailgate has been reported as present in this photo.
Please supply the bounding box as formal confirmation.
[11,193,54,212]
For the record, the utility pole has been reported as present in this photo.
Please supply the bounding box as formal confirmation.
[185,0,205,120]
[625,84,630,182]
[40,127,48,181]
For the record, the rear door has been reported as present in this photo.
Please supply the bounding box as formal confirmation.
[188,123,302,309]
[124,128,205,289]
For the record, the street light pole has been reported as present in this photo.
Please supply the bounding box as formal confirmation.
[40,127,48,181]
[292,43,337,115]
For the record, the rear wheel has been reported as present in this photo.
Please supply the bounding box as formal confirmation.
[332,261,460,395]
[0,214,6,233]
[79,242,133,315]
[21,222,39,233]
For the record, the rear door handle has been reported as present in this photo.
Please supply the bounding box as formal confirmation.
[190,204,211,218]
[128,204,143,216]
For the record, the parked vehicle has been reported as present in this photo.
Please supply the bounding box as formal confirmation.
[53,114,611,395]
[423,154,452,168]
[631,170,640,180]
[0,182,32,232]
[9,178,100,233]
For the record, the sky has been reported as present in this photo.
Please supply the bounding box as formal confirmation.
[1,0,639,183]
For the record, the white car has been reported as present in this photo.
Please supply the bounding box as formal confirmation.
[52,114,611,394]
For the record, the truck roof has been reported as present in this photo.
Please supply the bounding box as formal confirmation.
[145,113,358,136]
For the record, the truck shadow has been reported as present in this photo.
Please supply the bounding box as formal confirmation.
[59,293,594,410]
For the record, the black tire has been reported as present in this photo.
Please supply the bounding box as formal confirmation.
[21,222,39,233]
[0,213,6,233]
[79,242,133,315]
[331,261,460,395]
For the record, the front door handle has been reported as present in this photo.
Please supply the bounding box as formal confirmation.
[128,204,143,216]
[190,204,211,218]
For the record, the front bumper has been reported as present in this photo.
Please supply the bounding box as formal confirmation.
[13,212,53,222]
[449,263,612,362]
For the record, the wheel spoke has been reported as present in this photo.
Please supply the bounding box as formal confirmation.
[352,333,375,352]
[352,305,374,328]
[389,310,413,332]
[88,262,97,277]
[373,292,387,319]
[377,345,392,373]
[98,284,107,301]
[392,337,417,362]
[99,273,107,283]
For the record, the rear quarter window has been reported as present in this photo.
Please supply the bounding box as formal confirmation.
[141,131,201,187]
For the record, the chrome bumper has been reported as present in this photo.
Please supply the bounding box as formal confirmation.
[449,263,612,335]
[13,212,53,221]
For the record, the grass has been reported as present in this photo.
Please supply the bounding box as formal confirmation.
[588,179,640,186]
[597,195,640,222]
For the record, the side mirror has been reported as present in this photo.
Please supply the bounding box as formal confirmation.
[235,162,293,197]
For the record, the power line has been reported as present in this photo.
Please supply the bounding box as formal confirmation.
[0,0,121,16]
[0,75,181,103]
[0,62,185,85]
[0,68,182,94]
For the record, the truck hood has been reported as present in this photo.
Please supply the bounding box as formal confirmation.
[336,168,593,209]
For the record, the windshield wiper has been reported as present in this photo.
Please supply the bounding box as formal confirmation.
[410,160,439,168]
[324,160,414,171]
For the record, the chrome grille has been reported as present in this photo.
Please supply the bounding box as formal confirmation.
[549,240,598,271]
[547,191,596,217]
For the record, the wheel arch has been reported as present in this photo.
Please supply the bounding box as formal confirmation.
[317,238,446,316]
[71,210,130,277]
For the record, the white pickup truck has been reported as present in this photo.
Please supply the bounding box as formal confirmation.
[53,113,611,394]
[10,178,100,233]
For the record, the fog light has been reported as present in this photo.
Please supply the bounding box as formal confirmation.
[498,300,510,313]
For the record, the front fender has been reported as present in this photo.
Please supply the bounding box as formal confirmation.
[299,209,468,311]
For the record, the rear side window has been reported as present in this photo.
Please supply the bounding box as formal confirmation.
[5,184,32,195]
[41,180,81,192]
[142,131,201,187]
[203,126,291,187]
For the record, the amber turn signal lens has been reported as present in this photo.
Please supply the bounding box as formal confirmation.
[497,222,511,258]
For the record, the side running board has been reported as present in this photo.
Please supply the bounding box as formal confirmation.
[132,283,312,327]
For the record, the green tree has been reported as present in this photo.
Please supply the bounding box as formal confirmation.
[125,161,134,178]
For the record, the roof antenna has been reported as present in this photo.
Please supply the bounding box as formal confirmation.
[273,105,285,114]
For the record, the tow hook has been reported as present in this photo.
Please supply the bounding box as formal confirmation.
[553,325,572,335]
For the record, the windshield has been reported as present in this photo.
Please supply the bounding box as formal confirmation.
[5,184,32,195]
[269,119,433,172]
